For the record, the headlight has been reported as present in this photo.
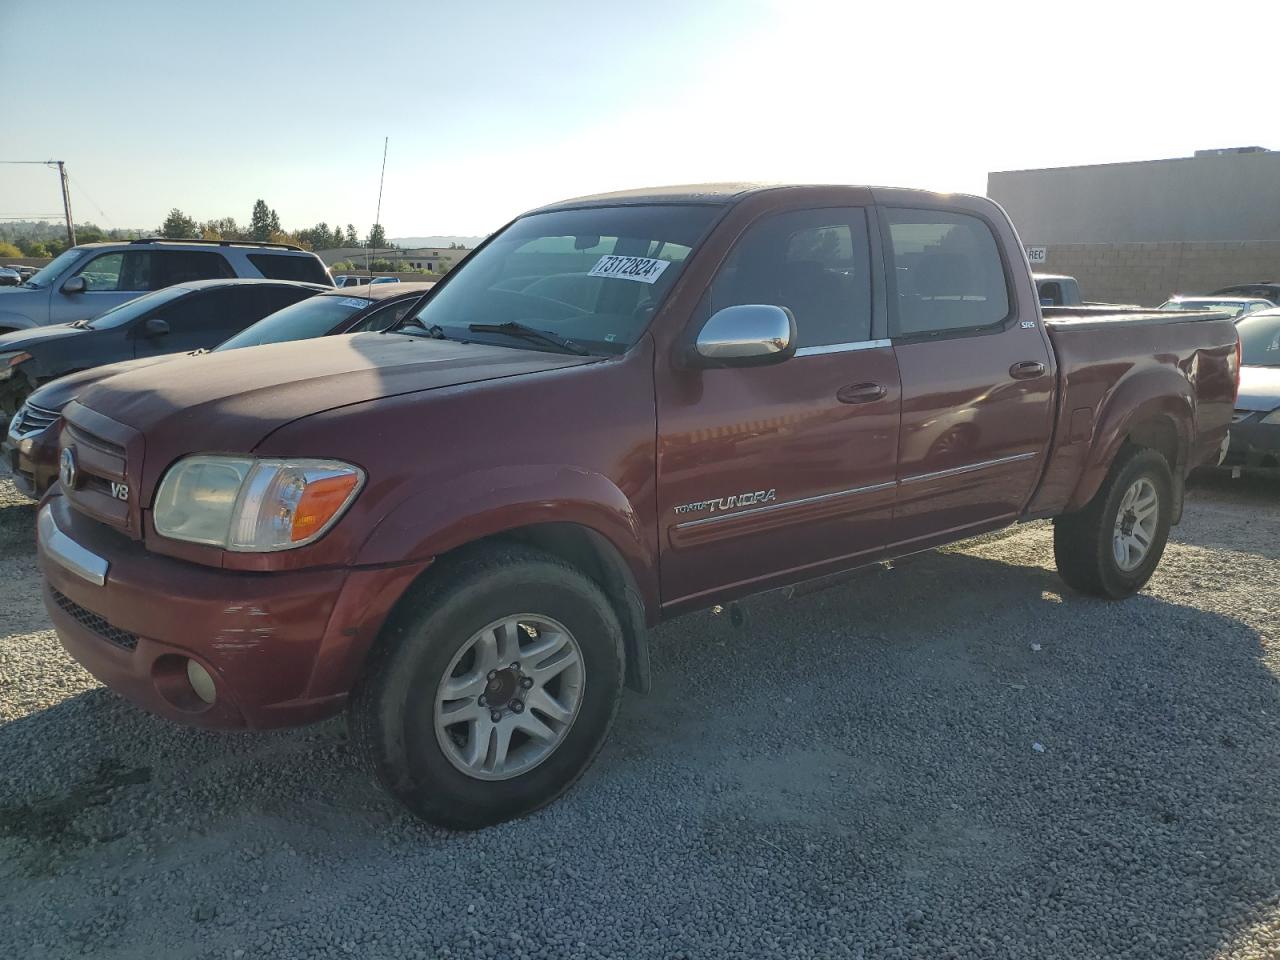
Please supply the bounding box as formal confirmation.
[0,351,31,382]
[1262,409,1280,425]
[153,455,364,551]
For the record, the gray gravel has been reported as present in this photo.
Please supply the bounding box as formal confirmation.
[2,470,1279,960]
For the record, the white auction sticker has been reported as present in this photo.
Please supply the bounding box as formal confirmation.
[337,297,373,309]
[587,255,671,284]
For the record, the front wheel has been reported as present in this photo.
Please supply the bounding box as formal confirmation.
[349,545,624,829]
[0,374,33,429]
[1053,446,1173,599]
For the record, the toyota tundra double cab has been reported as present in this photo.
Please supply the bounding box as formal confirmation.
[36,184,1239,828]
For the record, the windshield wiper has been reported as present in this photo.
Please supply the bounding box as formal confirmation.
[393,318,451,340]
[467,321,589,356]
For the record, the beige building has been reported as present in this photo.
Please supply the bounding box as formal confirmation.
[316,246,471,273]
[987,148,1280,305]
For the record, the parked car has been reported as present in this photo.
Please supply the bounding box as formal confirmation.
[0,278,328,423]
[370,276,400,284]
[1033,273,1138,309]
[0,238,333,334]
[1211,281,1280,303]
[334,275,374,288]
[1222,307,1280,473]
[4,282,434,498]
[5,265,37,281]
[1158,296,1274,317]
[36,183,1237,829]
[0,267,20,287]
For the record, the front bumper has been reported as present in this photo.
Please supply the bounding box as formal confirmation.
[37,495,430,729]
[2,423,59,499]
[1224,413,1280,472]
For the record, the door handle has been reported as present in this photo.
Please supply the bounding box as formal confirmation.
[837,382,887,404]
[1009,360,1046,380]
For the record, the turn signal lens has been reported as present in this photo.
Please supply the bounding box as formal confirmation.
[291,473,361,542]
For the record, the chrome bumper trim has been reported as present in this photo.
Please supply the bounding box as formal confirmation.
[38,504,109,586]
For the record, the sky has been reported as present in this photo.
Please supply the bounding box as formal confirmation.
[1,0,1274,239]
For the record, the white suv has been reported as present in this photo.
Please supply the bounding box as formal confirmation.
[0,238,333,332]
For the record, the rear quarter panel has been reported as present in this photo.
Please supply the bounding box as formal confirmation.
[1026,314,1238,517]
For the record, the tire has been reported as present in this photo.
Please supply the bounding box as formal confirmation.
[349,545,625,829]
[0,375,33,430]
[1053,445,1173,599]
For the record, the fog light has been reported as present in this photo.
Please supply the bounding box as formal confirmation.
[186,659,217,704]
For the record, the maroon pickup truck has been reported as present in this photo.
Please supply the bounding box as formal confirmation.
[36,184,1239,828]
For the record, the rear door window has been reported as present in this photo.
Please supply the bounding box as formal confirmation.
[248,253,330,284]
[883,208,1011,337]
[151,251,234,286]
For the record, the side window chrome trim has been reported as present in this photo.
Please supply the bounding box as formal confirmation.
[795,338,891,357]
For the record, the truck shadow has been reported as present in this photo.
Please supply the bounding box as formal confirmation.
[1,541,1277,959]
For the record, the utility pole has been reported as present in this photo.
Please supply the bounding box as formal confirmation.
[367,137,388,274]
[57,161,76,247]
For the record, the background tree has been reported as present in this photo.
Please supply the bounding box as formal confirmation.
[332,223,346,248]
[0,241,21,258]
[345,224,359,246]
[18,239,50,257]
[250,200,274,241]
[201,217,244,241]
[159,208,199,239]
[366,223,387,250]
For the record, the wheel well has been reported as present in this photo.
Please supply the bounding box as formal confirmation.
[1127,416,1180,469]
[434,523,652,694]
[1125,415,1184,523]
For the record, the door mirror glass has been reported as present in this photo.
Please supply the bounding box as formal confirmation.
[692,304,796,367]
[61,275,87,294]
[142,317,170,338]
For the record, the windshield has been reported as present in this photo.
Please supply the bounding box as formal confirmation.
[401,204,721,355]
[1236,313,1280,367]
[215,294,371,350]
[83,285,193,329]
[20,248,83,289]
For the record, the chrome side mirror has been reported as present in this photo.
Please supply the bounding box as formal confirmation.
[691,304,796,368]
[61,276,87,294]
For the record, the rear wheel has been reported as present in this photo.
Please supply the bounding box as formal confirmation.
[349,545,624,829]
[1053,446,1173,599]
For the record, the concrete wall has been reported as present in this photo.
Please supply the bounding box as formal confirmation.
[989,150,1280,244]
[1030,241,1280,307]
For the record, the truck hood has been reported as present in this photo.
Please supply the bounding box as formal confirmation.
[1237,365,1280,412]
[75,332,599,448]
[27,354,175,413]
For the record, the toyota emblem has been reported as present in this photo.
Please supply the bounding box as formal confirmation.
[59,447,79,489]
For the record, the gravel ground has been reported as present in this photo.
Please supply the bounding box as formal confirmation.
[1,471,1279,960]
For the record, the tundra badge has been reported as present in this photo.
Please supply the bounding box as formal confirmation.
[675,489,777,516]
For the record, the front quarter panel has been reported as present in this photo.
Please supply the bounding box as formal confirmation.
[249,339,661,609]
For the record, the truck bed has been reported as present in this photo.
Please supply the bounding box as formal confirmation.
[1025,309,1239,519]
[1042,306,1231,329]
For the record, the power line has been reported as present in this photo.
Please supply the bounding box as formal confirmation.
[65,173,114,229]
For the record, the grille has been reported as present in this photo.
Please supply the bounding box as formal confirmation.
[64,422,125,458]
[9,402,59,438]
[50,588,138,650]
